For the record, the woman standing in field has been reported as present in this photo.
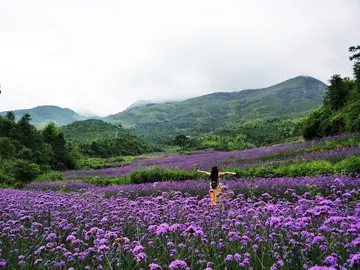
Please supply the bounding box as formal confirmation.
[195,165,236,206]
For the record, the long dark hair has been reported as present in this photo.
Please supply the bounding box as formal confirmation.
[210,166,219,188]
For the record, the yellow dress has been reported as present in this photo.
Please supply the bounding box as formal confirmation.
[210,183,222,206]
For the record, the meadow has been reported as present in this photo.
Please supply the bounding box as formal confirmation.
[1,134,360,269]
[59,133,360,184]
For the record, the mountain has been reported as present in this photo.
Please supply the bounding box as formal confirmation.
[86,116,103,120]
[104,76,328,143]
[127,100,158,110]
[126,99,178,110]
[0,105,87,128]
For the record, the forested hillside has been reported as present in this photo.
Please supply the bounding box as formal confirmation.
[0,112,77,187]
[0,114,160,187]
[0,105,87,128]
[61,119,160,157]
[303,46,360,139]
[62,119,121,143]
[104,76,326,144]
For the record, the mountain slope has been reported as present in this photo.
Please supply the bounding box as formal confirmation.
[0,105,87,128]
[61,119,121,143]
[104,76,328,142]
[126,99,179,110]
[61,119,160,156]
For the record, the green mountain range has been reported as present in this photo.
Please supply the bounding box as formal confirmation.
[104,76,327,140]
[0,105,87,128]
[2,76,328,144]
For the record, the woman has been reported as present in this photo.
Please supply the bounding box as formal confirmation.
[196,165,236,206]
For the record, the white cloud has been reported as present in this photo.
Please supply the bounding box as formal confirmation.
[0,0,359,116]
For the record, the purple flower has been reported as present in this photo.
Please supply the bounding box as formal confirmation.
[150,263,163,270]
[135,252,147,263]
[98,245,109,252]
[34,259,42,265]
[156,223,170,235]
[234,253,241,262]
[352,238,360,247]
[225,255,233,263]
[66,235,76,241]
[349,253,360,268]
[169,260,188,269]
[312,236,325,245]
[323,255,337,266]
[55,261,66,268]
[309,267,336,270]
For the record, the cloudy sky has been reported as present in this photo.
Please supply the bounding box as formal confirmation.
[0,0,359,116]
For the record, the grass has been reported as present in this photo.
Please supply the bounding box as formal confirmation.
[130,167,206,184]
[35,171,65,182]
[235,156,360,178]
[75,155,164,170]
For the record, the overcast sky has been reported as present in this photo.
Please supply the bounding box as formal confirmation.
[0,0,359,116]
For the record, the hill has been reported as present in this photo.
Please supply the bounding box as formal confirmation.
[104,76,327,143]
[0,105,87,128]
[61,119,123,143]
[61,119,160,157]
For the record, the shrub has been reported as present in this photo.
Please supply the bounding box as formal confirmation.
[76,158,107,169]
[14,160,41,183]
[274,160,333,177]
[1,159,40,184]
[130,167,205,184]
[84,176,130,186]
[334,156,360,174]
[36,171,64,182]
[0,171,17,187]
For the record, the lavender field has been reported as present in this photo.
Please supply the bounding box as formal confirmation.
[1,175,360,269]
[63,138,360,180]
[2,135,360,269]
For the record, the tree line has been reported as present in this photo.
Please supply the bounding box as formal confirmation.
[0,112,77,186]
[303,45,360,139]
[0,114,159,187]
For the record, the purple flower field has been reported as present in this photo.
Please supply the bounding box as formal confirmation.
[2,134,360,269]
[63,141,360,180]
[26,175,359,199]
[1,175,360,269]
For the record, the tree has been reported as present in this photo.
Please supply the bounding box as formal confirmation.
[349,45,360,62]
[5,111,15,122]
[42,122,58,144]
[349,45,360,94]
[173,135,188,150]
[323,75,349,111]
[0,137,16,158]
[17,113,36,148]
[303,108,331,140]
[42,122,75,170]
